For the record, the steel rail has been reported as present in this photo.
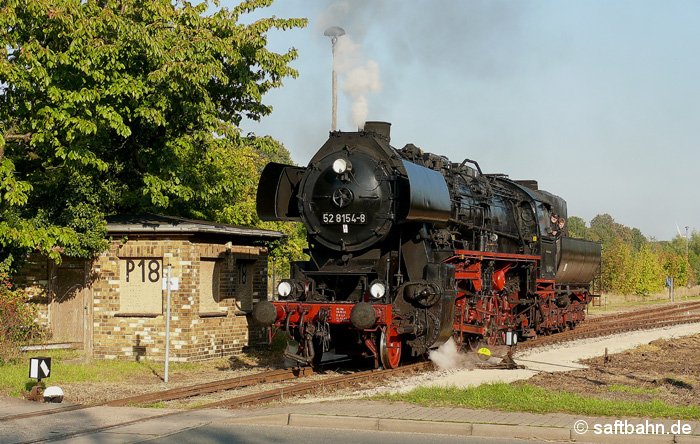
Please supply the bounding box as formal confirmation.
[198,361,433,409]
[8,363,432,444]
[519,314,700,350]
[105,367,314,406]
[1,367,313,421]
[584,300,700,324]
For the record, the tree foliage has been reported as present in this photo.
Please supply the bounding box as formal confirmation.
[571,213,696,295]
[0,272,44,362]
[0,0,307,272]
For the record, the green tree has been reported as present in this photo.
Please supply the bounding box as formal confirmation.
[688,230,699,285]
[603,237,635,294]
[0,0,307,272]
[657,235,691,287]
[589,214,618,246]
[631,244,665,296]
[565,216,588,239]
[0,272,44,362]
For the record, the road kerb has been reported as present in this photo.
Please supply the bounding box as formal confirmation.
[378,418,472,436]
[225,413,290,426]
[472,423,570,441]
[289,414,379,430]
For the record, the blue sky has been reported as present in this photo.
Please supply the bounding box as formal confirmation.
[229,0,700,241]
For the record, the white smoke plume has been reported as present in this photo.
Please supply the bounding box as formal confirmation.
[318,0,524,76]
[428,338,475,370]
[337,40,381,129]
[319,2,382,130]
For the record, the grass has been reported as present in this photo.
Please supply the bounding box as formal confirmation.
[142,401,167,409]
[0,349,216,398]
[378,383,700,420]
[607,384,660,395]
[587,292,700,314]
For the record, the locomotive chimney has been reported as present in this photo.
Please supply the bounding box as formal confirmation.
[363,121,391,143]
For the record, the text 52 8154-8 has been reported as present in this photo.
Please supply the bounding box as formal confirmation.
[321,213,367,224]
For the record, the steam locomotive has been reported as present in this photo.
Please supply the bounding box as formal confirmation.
[252,122,601,368]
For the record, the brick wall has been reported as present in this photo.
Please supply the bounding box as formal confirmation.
[17,236,271,362]
[92,238,269,361]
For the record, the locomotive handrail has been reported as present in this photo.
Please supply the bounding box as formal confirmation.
[451,249,540,261]
[460,158,483,175]
[460,158,495,197]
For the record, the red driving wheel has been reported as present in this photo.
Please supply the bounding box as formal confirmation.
[379,325,402,369]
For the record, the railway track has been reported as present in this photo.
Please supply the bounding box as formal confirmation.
[584,300,700,325]
[105,366,314,407]
[3,360,429,424]
[199,361,431,409]
[5,299,700,428]
[7,362,432,444]
[2,367,314,421]
[517,301,700,350]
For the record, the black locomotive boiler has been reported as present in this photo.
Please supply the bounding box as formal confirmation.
[252,122,601,368]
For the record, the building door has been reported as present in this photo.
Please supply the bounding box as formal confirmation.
[50,259,88,345]
[236,259,255,311]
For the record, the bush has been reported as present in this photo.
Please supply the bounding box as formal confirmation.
[0,273,44,364]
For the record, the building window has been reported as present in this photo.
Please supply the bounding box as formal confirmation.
[119,258,162,314]
[199,259,222,313]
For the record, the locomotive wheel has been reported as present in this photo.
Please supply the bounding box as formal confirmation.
[379,326,402,369]
[466,335,482,352]
[485,318,500,347]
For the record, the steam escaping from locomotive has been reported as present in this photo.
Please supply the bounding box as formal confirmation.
[254,122,601,369]
[429,338,475,370]
[324,24,381,129]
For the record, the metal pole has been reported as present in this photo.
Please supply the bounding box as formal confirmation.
[331,36,338,132]
[271,257,276,299]
[164,264,171,383]
[324,26,345,132]
[671,277,674,302]
[686,226,690,288]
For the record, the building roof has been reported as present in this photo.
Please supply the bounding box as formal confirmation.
[106,214,284,240]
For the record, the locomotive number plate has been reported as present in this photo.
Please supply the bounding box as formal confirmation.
[321,213,367,224]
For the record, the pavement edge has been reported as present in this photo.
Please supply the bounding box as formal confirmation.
[226,414,700,442]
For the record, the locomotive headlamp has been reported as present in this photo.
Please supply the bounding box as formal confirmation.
[332,158,352,174]
[277,281,292,298]
[369,281,386,299]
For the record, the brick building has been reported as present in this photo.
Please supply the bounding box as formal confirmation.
[18,214,282,362]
